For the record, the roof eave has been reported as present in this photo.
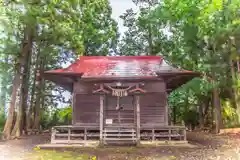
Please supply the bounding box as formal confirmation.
[157,71,202,92]
[42,71,84,92]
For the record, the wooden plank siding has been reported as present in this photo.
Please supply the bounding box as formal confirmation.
[73,81,167,127]
[140,93,166,126]
[73,94,100,125]
[105,96,135,127]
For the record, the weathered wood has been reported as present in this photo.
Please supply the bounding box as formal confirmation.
[105,96,135,127]
[74,94,100,125]
[152,129,155,141]
[73,82,93,94]
[100,95,104,143]
[51,125,186,144]
[103,129,135,132]
[140,94,165,125]
[51,127,56,144]
[144,81,165,93]
[136,95,140,144]
[103,138,137,141]
[84,128,87,141]
[68,128,71,143]
[57,79,189,145]
[72,93,76,124]
[168,128,171,141]
[103,134,136,137]
[165,92,169,126]
[55,133,84,137]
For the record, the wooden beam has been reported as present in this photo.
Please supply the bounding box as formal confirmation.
[136,95,140,144]
[100,95,104,144]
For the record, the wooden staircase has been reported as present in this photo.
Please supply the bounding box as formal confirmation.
[103,127,137,145]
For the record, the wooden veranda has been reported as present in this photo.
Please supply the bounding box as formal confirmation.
[44,56,200,145]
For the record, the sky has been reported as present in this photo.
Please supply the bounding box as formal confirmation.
[109,0,138,34]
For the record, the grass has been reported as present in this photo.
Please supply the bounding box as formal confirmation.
[27,150,96,160]
[26,146,178,160]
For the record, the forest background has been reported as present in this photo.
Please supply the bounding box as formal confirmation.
[0,0,240,139]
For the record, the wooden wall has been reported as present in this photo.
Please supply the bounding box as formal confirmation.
[73,94,100,125]
[73,81,166,94]
[72,81,167,126]
[140,93,167,126]
[105,96,135,126]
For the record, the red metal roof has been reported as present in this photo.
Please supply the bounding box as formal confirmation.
[45,56,190,78]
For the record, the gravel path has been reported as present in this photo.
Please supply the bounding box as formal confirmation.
[0,134,50,160]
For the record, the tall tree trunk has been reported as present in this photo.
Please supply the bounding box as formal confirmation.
[21,44,32,134]
[203,97,211,126]
[2,65,21,139]
[199,97,210,129]
[147,24,153,55]
[27,50,40,130]
[33,54,45,130]
[11,27,34,137]
[230,58,240,124]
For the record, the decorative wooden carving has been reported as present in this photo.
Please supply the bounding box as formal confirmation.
[129,84,146,93]
[107,85,132,97]
[93,84,110,94]
[93,83,146,96]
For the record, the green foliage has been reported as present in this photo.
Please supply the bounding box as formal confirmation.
[0,0,119,133]
[221,99,239,128]
[40,105,72,129]
[57,106,72,124]
[0,109,5,133]
[119,0,240,128]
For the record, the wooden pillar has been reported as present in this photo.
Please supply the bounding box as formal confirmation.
[136,95,140,144]
[99,95,104,144]
[165,92,169,126]
[67,127,71,144]
[71,93,76,125]
[51,127,56,144]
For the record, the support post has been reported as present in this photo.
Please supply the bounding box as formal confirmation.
[68,127,71,144]
[152,129,155,141]
[72,93,76,125]
[51,127,56,144]
[165,92,169,126]
[136,95,140,145]
[100,95,104,144]
[84,128,87,141]
[182,120,187,141]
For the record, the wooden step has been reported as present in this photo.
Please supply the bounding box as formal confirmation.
[103,134,136,137]
[104,138,137,141]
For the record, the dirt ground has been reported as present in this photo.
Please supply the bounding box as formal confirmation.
[0,132,240,160]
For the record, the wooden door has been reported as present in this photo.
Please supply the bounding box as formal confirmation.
[105,96,135,127]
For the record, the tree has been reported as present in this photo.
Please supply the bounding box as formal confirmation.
[1,0,119,139]
[119,0,240,132]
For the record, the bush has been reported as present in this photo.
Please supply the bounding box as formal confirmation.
[221,99,239,128]
[40,105,72,130]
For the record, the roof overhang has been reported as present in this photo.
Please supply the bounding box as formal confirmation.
[157,72,202,92]
[43,71,83,92]
[78,76,163,82]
